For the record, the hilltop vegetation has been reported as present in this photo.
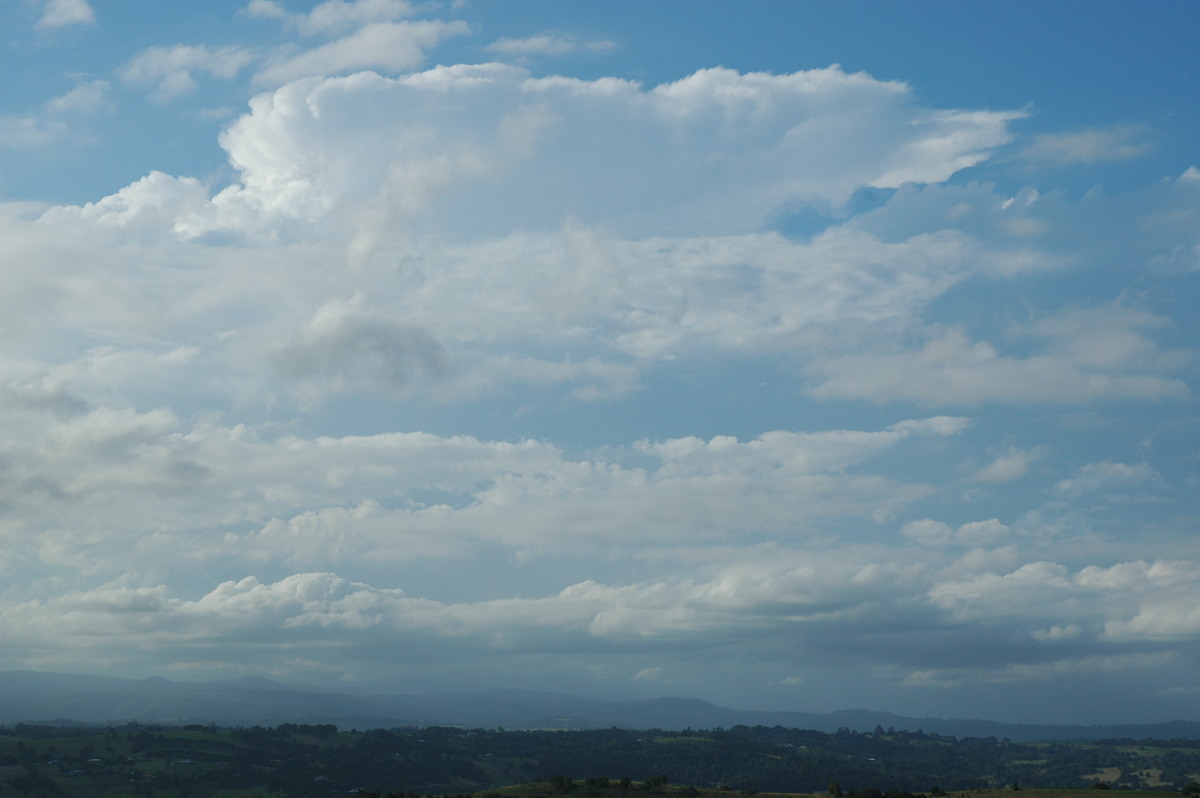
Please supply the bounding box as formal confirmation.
[5,673,1199,743]
[2,722,1200,798]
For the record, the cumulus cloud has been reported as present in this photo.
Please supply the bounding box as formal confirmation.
[926,559,1200,649]
[5,77,1186,395]
[7,549,1200,690]
[18,64,1041,414]
[118,64,1017,241]
[44,170,211,233]
[1106,592,1200,642]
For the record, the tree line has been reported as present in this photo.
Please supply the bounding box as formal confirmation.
[3,721,1200,797]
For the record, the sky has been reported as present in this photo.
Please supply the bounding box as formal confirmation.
[1,0,1199,726]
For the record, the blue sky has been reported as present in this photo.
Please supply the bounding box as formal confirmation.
[1,0,1199,725]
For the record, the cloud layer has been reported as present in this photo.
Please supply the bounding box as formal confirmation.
[0,0,1198,724]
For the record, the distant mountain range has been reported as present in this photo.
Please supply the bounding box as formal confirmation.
[1,670,1197,743]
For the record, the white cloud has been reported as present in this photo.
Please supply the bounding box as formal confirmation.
[277,293,445,403]
[37,0,95,29]
[1021,125,1153,165]
[230,417,963,563]
[969,446,1036,483]
[3,9,1199,718]
[244,0,289,22]
[45,79,111,114]
[901,518,1009,546]
[0,400,965,586]
[638,417,967,479]
[807,308,1191,405]
[14,202,989,408]
[253,20,469,85]
[7,548,1200,688]
[1109,593,1200,641]
[1031,623,1082,642]
[45,170,210,232]
[120,64,1016,241]
[1094,562,1200,641]
[449,353,642,403]
[20,64,1037,413]
[486,34,617,57]
[926,559,1200,654]
[0,80,111,148]
[955,519,1010,545]
[901,652,1180,689]
[121,45,257,101]
[27,138,1189,417]
[871,109,1024,186]
[1053,461,1155,498]
[900,518,954,546]
[246,0,417,36]
[0,115,65,148]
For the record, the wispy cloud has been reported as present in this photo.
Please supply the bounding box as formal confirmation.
[806,306,1191,405]
[486,34,617,57]
[37,0,95,29]
[120,45,256,101]
[0,80,111,148]
[253,20,469,85]
[969,446,1038,484]
[245,0,416,36]
[1021,125,1153,165]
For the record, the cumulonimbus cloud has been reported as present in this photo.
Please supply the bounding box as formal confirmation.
[104,63,1018,241]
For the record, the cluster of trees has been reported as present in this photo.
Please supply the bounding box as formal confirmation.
[3,721,1200,797]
